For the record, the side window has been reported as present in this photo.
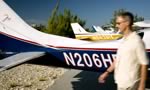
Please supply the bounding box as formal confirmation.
[138,32,144,39]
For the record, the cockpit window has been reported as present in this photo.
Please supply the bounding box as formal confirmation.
[138,32,144,39]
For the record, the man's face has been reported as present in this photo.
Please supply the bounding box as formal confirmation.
[115,16,129,33]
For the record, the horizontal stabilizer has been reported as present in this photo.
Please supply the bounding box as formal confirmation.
[0,52,45,72]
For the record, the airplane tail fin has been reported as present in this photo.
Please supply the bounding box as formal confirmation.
[71,23,88,35]
[0,1,89,50]
[92,25,106,34]
[0,0,34,40]
[0,0,26,28]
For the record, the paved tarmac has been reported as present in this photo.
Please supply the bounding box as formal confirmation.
[26,54,150,90]
[47,69,150,90]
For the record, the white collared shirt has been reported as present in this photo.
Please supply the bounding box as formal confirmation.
[115,32,149,88]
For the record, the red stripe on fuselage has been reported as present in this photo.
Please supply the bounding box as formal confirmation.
[0,31,42,46]
[1,31,150,52]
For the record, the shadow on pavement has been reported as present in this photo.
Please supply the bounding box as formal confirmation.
[27,53,150,90]
[146,71,150,88]
[71,71,117,90]
[71,71,150,90]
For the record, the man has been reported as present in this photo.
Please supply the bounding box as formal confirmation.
[98,12,149,90]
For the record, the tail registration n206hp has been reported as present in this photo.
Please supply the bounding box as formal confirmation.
[63,52,116,68]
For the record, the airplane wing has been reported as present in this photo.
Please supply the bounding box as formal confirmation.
[71,23,122,41]
[0,52,45,72]
[134,20,150,27]
[72,33,122,41]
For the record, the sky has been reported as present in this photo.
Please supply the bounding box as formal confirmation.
[4,0,150,28]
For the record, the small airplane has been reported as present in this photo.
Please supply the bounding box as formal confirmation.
[92,25,115,34]
[71,23,122,41]
[134,20,150,28]
[0,0,149,73]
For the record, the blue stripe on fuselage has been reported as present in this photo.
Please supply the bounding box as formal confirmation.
[0,33,149,72]
[48,49,117,72]
[0,33,55,53]
[49,49,150,72]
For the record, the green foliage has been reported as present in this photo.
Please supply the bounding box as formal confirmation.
[32,24,46,32]
[45,1,86,38]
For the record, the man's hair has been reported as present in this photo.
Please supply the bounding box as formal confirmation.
[117,12,134,26]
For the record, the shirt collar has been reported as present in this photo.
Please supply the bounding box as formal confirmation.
[123,31,136,41]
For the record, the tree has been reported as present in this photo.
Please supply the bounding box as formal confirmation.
[32,24,46,32]
[105,9,144,29]
[45,1,86,38]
